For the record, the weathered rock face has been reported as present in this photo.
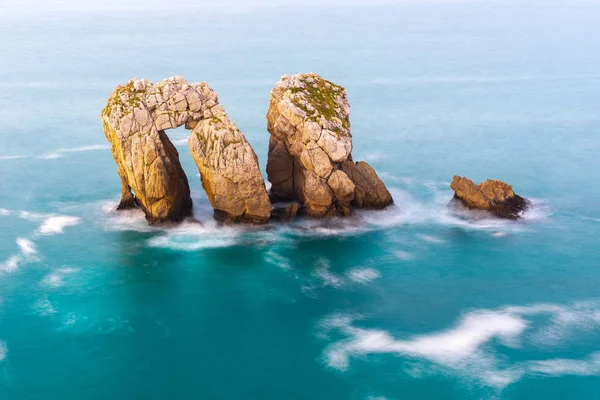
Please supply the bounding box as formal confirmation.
[450,176,529,219]
[341,160,393,209]
[101,76,270,224]
[266,73,392,217]
[188,109,271,223]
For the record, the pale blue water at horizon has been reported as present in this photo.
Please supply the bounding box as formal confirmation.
[1,1,600,399]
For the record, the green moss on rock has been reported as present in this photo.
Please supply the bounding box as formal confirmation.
[287,75,349,133]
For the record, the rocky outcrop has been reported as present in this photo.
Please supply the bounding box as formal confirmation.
[101,76,270,224]
[450,176,529,219]
[266,73,392,217]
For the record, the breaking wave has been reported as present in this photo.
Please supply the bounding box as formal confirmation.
[147,222,244,251]
[97,175,551,253]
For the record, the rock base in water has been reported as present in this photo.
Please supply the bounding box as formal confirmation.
[271,203,300,223]
[450,176,529,219]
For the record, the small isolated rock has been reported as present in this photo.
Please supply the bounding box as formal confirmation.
[450,176,529,219]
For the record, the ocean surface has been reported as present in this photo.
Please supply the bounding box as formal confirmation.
[1,1,600,398]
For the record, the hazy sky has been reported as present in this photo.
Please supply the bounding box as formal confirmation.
[0,0,486,18]
[1,0,596,22]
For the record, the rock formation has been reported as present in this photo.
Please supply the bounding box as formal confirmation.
[101,76,271,224]
[266,73,392,217]
[450,176,529,219]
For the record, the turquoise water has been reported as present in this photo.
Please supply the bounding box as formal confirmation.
[1,1,600,399]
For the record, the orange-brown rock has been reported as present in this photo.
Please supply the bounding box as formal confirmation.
[450,176,529,219]
[341,161,392,209]
[266,73,393,217]
[188,112,271,224]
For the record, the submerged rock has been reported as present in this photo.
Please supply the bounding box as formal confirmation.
[450,176,529,219]
[101,76,270,224]
[266,73,393,217]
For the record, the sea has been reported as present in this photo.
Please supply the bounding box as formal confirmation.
[1,1,600,399]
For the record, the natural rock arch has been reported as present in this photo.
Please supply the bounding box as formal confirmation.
[101,76,271,224]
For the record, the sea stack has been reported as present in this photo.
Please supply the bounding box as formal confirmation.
[101,76,271,224]
[450,176,529,219]
[266,73,393,217]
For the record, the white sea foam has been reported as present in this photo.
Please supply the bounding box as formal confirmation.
[98,175,549,251]
[264,249,292,270]
[320,300,600,390]
[100,200,158,232]
[18,210,47,221]
[291,217,367,238]
[41,144,111,159]
[0,212,79,273]
[37,215,80,235]
[148,224,241,250]
[0,255,20,273]
[347,267,381,284]
[41,274,62,287]
[145,202,270,250]
[393,250,415,260]
[0,208,10,216]
[33,297,57,316]
[16,210,81,233]
[58,312,134,335]
[0,341,7,361]
[360,185,550,235]
[102,194,282,250]
[41,267,80,288]
[313,259,344,288]
[527,352,600,376]
[416,234,446,244]
[1,144,109,161]
[16,237,37,255]
[0,237,39,273]
[323,310,526,374]
[505,301,600,346]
